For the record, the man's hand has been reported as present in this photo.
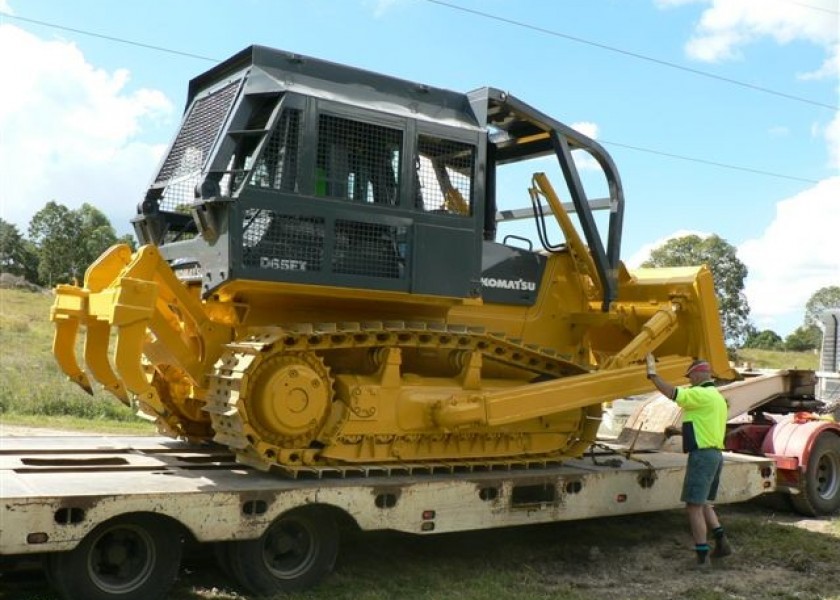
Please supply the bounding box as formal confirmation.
[664,425,682,438]
[645,354,657,379]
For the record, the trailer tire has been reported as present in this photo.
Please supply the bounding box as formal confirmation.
[790,433,840,517]
[212,541,237,582]
[227,506,339,595]
[44,514,182,600]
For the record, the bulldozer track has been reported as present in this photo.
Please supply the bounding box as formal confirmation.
[203,321,592,475]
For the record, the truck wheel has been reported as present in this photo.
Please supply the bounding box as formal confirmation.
[227,506,339,595]
[212,541,237,582]
[790,433,840,517]
[44,514,182,600]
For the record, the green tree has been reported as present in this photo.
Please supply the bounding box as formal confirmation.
[0,218,39,281]
[28,202,123,286]
[744,329,783,351]
[804,286,840,327]
[642,234,750,347]
[28,202,81,285]
[785,324,822,351]
[76,203,126,268]
[117,233,138,252]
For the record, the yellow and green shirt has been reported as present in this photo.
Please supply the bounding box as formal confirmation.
[672,381,727,452]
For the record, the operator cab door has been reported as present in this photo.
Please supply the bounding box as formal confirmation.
[410,121,484,299]
[229,93,484,299]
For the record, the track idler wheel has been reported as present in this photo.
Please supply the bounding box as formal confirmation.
[246,353,333,447]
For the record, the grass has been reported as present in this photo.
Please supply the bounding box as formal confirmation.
[735,347,819,370]
[0,287,153,433]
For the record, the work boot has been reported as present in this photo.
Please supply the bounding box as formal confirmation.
[692,544,712,571]
[691,554,712,571]
[711,534,732,559]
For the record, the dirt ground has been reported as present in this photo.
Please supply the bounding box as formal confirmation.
[2,424,838,600]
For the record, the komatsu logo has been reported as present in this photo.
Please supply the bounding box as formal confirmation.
[480,277,536,291]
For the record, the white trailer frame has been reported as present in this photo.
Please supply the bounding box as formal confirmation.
[1,435,775,553]
[0,436,775,598]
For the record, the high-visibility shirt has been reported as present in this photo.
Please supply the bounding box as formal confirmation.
[672,381,727,452]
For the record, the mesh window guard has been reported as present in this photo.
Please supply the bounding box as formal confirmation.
[333,220,405,279]
[242,210,324,272]
[156,81,240,213]
[248,109,301,192]
[415,135,474,216]
[316,115,402,204]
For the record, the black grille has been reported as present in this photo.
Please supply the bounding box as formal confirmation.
[416,135,474,215]
[156,81,240,211]
[242,211,324,272]
[316,115,402,205]
[248,109,301,192]
[242,212,405,280]
[333,220,405,279]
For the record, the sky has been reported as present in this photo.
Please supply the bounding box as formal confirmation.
[0,0,837,337]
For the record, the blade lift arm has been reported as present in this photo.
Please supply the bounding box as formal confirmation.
[432,308,688,430]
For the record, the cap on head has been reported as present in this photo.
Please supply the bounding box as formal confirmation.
[685,360,711,377]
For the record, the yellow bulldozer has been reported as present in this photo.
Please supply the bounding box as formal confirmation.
[51,45,734,473]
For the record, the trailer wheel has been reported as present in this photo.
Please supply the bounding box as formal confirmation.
[44,514,182,600]
[212,541,237,582]
[227,506,339,595]
[790,433,840,517]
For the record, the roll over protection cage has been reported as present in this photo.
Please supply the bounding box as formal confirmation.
[467,87,624,313]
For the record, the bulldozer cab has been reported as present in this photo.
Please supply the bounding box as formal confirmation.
[133,45,621,309]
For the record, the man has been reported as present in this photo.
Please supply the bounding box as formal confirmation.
[646,355,733,566]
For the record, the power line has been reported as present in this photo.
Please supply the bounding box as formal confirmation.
[600,139,819,184]
[775,0,840,16]
[0,10,824,185]
[422,0,839,112]
[0,13,219,62]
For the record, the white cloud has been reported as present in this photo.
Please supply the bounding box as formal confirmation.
[571,121,599,139]
[569,121,602,171]
[0,1,13,14]
[739,177,840,335]
[0,24,172,235]
[681,0,839,66]
[826,108,840,170]
[799,44,840,81]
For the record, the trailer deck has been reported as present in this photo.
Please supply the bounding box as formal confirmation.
[0,436,775,557]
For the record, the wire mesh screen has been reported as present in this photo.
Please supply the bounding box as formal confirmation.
[241,212,404,279]
[333,220,405,279]
[316,115,402,205]
[415,135,474,216]
[248,109,301,192]
[242,210,325,272]
[156,81,240,212]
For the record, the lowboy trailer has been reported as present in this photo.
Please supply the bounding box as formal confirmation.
[0,435,774,600]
